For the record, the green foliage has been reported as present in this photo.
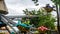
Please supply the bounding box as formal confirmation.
[32,0,39,6]
[38,13,56,29]
[23,8,56,29]
[51,0,60,7]
[23,9,37,15]
[32,0,60,6]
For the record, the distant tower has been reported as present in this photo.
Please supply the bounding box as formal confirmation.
[0,0,8,14]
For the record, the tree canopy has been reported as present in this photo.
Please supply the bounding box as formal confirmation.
[32,0,60,6]
[51,0,60,5]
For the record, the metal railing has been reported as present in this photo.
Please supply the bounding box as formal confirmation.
[1,14,20,34]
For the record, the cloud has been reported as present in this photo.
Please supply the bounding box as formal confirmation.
[5,0,20,4]
[5,0,55,16]
[38,0,53,4]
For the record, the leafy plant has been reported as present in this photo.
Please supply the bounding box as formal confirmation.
[32,0,39,6]
[23,5,56,29]
[51,0,60,6]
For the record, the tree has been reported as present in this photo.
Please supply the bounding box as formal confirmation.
[32,0,60,7]
[23,6,56,29]
[51,0,60,6]
[32,0,39,6]
[51,0,60,33]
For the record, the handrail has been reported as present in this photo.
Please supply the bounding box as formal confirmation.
[6,15,39,18]
[1,14,20,34]
[1,14,17,26]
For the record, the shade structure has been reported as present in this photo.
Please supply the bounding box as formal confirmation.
[0,0,8,15]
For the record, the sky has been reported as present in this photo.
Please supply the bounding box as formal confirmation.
[4,0,56,16]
